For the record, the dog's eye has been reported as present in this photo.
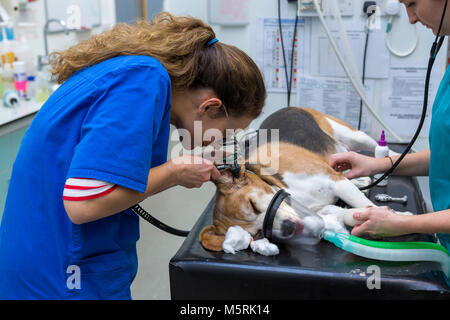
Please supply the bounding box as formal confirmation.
[249,200,262,214]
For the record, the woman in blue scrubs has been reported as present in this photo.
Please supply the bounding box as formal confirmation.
[329,0,450,250]
[0,13,266,299]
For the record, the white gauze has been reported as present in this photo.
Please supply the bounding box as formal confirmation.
[250,238,279,256]
[222,226,252,254]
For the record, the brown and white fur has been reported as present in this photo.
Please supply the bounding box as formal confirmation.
[200,107,406,251]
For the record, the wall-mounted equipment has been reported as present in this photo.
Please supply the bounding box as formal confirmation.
[208,0,250,26]
[298,0,353,17]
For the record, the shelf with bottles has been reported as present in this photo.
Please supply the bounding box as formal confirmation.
[0,20,49,126]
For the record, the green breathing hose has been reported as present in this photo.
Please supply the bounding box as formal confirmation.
[323,230,450,277]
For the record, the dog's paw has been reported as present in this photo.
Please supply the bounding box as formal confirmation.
[317,205,349,234]
[342,208,371,227]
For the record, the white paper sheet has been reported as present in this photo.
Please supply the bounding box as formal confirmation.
[310,20,390,79]
[296,75,374,131]
[256,17,310,93]
[381,64,441,137]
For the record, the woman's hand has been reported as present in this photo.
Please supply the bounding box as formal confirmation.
[169,155,221,189]
[351,206,410,238]
[328,151,380,179]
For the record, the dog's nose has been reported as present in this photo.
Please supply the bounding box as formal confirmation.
[281,220,303,238]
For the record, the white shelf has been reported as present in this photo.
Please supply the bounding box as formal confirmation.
[0,99,43,135]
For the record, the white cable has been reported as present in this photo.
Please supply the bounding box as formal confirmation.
[326,0,362,91]
[0,4,11,24]
[312,0,409,145]
[385,16,419,57]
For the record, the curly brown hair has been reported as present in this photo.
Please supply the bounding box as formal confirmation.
[50,12,266,118]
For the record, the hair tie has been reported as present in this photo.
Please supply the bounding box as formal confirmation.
[207,38,219,47]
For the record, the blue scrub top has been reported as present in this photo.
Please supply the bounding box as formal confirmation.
[0,55,172,299]
[429,65,450,252]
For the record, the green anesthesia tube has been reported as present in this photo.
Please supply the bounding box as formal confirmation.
[323,230,450,277]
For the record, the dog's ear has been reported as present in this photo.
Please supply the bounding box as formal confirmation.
[200,225,225,251]
[211,165,247,188]
[211,168,233,186]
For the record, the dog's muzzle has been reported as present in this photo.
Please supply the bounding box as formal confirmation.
[263,189,325,245]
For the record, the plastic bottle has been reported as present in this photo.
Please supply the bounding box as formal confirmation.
[0,27,4,67]
[3,90,19,107]
[0,63,3,98]
[373,130,390,187]
[14,29,35,79]
[4,25,14,41]
[2,26,15,68]
[36,71,50,102]
[26,75,36,100]
[13,61,27,100]
[2,63,15,92]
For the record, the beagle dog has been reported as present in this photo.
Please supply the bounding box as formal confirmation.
[200,107,405,251]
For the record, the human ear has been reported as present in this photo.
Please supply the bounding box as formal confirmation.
[197,98,223,118]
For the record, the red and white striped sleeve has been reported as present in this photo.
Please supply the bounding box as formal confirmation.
[63,178,117,201]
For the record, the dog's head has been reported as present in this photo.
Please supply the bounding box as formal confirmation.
[200,165,302,251]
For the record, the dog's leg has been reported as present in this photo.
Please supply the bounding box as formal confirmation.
[318,205,412,229]
[326,117,378,153]
[326,117,400,156]
[341,207,413,227]
[333,178,376,208]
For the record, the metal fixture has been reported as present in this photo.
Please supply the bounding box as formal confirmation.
[38,19,70,71]
[375,193,408,204]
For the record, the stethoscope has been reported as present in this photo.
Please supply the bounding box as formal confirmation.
[360,0,448,190]
[131,1,449,237]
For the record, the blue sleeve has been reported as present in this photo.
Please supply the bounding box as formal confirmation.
[66,65,171,193]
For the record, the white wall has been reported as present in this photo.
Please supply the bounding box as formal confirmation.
[163,0,447,149]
